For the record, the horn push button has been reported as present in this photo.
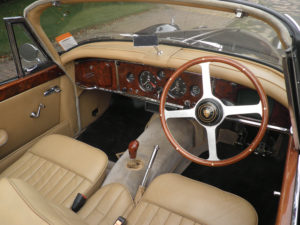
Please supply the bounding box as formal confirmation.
[196,99,223,126]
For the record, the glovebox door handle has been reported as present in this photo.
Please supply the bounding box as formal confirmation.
[0,130,8,147]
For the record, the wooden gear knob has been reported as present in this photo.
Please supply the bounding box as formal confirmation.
[128,140,139,159]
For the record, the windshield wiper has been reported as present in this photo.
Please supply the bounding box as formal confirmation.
[159,37,223,51]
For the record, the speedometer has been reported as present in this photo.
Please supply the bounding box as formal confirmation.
[139,71,157,92]
[168,77,187,99]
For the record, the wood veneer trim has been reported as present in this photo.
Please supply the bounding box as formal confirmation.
[0,65,64,102]
[275,136,298,225]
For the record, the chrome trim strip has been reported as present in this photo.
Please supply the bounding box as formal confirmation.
[225,117,290,134]
[285,14,300,31]
[76,83,184,109]
[291,153,300,225]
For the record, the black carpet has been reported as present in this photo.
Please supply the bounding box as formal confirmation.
[182,141,287,225]
[77,94,153,161]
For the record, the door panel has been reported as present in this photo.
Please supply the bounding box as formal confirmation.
[0,75,62,158]
[0,17,78,161]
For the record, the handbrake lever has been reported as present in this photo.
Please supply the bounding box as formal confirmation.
[134,145,159,204]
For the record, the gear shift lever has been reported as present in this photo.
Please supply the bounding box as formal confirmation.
[127,140,142,169]
[128,140,139,160]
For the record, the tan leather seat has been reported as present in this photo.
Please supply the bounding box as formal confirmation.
[0,174,258,225]
[78,183,134,225]
[127,173,258,225]
[0,134,108,208]
[0,177,133,225]
[0,178,86,225]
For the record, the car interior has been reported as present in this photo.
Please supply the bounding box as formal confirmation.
[0,1,297,225]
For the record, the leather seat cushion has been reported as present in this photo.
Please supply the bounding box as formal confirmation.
[0,177,134,225]
[127,173,258,225]
[0,178,87,225]
[78,183,134,225]
[0,134,108,208]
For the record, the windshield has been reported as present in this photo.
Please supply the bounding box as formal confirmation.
[245,0,300,25]
[40,2,283,68]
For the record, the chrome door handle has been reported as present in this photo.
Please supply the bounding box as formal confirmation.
[44,85,61,96]
[30,103,45,118]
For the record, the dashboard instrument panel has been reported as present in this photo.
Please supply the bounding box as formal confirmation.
[75,58,290,130]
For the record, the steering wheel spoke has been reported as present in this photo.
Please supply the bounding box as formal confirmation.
[201,62,213,98]
[223,101,262,117]
[164,108,195,120]
[205,126,219,161]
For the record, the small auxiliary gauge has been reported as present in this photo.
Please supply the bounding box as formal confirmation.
[190,85,201,96]
[126,73,135,83]
[168,77,187,99]
[157,70,166,80]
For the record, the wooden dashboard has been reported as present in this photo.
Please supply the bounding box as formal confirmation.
[75,58,290,131]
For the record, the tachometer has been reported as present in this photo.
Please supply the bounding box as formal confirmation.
[139,71,157,92]
[168,77,187,99]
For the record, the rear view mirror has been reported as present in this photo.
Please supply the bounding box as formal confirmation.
[19,43,39,62]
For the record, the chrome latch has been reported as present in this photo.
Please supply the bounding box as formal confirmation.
[44,85,61,96]
[235,9,247,18]
[30,103,45,118]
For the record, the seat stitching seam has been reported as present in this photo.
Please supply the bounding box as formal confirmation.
[31,163,57,188]
[8,180,52,225]
[135,202,149,225]
[147,204,160,225]
[61,176,85,205]
[37,166,65,192]
[178,215,183,225]
[24,158,48,182]
[3,153,34,177]
[44,172,75,199]
[142,200,202,224]
[82,187,111,219]
[13,155,41,179]
[30,151,94,183]
[162,210,171,225]
[107,183,134,206]
[96,188,125,223]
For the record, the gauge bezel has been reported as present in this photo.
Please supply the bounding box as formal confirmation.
[126,73,135,83]
[138,70,157,92]
[190,85,201,97]
[168,77,187,99]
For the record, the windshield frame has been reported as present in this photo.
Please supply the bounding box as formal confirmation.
[24,0,293,65]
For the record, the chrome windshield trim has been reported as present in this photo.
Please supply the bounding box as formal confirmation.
[284,14,300,32]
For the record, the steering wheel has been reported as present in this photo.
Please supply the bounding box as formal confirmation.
[159,56,269,167]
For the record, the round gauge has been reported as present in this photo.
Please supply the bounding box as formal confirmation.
[190,85,201,97]
[157,70,166,80]
[139,71,157,92]
[126,73,135,83]
[168,78,187,99]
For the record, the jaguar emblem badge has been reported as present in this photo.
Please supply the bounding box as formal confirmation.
[196,100,223,126]
[203,108,212,118]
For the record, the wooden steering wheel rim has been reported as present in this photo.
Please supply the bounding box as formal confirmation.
[159,56,269,167]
